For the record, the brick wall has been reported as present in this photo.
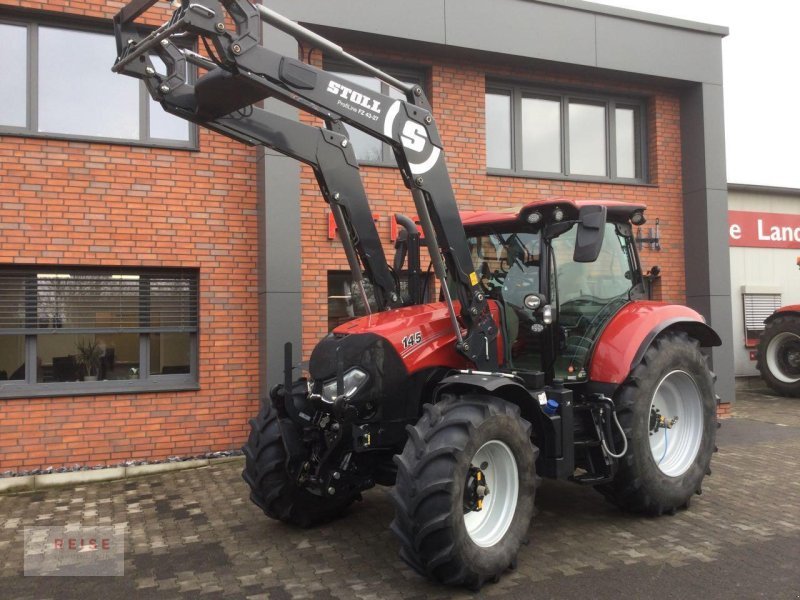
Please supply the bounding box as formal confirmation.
[0,0,260,471]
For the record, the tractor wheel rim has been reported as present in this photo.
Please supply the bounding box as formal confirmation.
[463,440,519,548]
[648,370,704,477]
[766,332,800,383]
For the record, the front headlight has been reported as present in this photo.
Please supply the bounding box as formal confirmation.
[320,368,369,403]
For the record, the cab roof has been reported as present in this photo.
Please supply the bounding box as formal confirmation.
[460,198,646,229]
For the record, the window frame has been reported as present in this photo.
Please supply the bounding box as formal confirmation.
[0,267,199,399]
[323,59,427,168]
[486,82,648,184]
[0,15,198,150]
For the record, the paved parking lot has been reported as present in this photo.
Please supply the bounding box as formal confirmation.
[2,384,800,599]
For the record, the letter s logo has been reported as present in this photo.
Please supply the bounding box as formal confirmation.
[400,121,428,153]
[384,101,442,175]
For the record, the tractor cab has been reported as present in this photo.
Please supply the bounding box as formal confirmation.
[462,199,648,383]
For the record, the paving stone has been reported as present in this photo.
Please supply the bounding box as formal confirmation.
[0,389,799,598]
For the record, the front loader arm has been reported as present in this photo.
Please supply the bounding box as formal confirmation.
[217,107,402,311]
[112,0,498,369]
[116,17,400,310]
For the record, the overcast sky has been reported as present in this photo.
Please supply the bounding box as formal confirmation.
[595,0,800,189]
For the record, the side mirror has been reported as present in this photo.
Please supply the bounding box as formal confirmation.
[573,205,607,263]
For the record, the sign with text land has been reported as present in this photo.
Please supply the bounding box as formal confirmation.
[729,210,800,249]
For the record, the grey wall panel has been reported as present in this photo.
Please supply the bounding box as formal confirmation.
[596,16,723,84]
[697,83,727,191]
[536,0,727,36]
[679,84,707,195]
[259,18,303,396]
[444,0,597,67]
[680,81,734,403]
[681,188,711,295]
[703,189,732,294]
[261,291,304,392]
[264,1,724,85]
[685,293,735,405]
[681,82,730,298]
[261,155,301,294]
[682,189,731,297]
[265,0,446,45]
[258,149,303,393]
[681,83,727,194]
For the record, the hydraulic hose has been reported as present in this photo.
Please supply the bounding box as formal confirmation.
[601,409,628,459]
[594,395,628,459]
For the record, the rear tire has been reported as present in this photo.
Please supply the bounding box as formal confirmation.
[242,402,356,527]
[597,332,716,515]
[390,395,538,589]
[757,315,800,397]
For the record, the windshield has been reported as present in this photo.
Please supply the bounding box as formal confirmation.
[550,222,635,380]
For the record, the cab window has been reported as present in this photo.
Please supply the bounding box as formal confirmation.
[550,223,634,380]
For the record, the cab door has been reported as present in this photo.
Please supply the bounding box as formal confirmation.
[546,222,638,381]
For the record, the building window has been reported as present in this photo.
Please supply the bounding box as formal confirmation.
[0,18,195,148]
[742,290,783,348]
[0,267,198,398]
[325,63,425,166]
[486,84,646,182]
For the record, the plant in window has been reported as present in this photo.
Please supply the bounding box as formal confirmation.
[75,338,103,381]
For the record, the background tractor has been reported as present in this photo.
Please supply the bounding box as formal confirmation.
[757,258,800,396]
[112,0,722,588]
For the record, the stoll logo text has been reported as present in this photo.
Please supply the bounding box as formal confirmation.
[326,80,382,114]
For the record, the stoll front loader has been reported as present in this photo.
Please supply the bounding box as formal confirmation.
[112,0,721,588]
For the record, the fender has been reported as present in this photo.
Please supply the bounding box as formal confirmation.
[433,371,545,426]
[765,304,800,323]
[432,371,573,479]
[589,301,721,385]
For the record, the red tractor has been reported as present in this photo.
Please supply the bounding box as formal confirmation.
[113,0,721,588]
[757,258,800,396]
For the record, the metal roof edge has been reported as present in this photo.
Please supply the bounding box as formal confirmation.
[531,0,729,36]
[728,183,800,197]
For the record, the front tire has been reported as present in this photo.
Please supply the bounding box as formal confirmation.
[597,332,717,515]
[757,315,800,397]
[390,395,538,589]
[242,401,356,527]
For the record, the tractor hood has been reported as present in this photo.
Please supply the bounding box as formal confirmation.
[307,302,477,424]
[328,301,503,375]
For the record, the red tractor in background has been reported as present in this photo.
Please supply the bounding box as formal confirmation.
[757,258,800,396]
[112,0,721,588]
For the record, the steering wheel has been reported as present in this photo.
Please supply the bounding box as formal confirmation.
[478,261,506,293]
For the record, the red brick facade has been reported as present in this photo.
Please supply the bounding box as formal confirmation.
[0,0,260,471]
[0,1,718,473]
